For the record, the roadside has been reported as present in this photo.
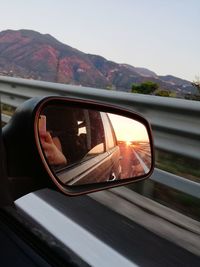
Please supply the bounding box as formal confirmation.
[90,187,200,257]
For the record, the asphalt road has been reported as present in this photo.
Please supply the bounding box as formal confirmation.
[119,142,151,178]
[35,189,200,267]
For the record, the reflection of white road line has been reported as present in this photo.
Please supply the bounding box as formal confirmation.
[132,148,149,174]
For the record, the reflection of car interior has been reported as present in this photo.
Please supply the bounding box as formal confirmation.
[42,105,121,185]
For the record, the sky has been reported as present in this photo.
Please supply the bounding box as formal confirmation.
[0,0,199,81]
[108,114,149,142]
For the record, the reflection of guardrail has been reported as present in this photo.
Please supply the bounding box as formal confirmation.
[1,76,200,198]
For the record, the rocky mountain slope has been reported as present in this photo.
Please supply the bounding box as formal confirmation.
[0,29,197,95]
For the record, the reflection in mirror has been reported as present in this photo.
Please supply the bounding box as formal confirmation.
[38,105,151,186]
[108,114,151,179]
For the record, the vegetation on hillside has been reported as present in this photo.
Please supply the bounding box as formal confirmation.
[131,78,200,100]
[131,81,175,97]
[192,76,200,92]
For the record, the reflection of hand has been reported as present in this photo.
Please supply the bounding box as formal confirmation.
[40,132,67,166]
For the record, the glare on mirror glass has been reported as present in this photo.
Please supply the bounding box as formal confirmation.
[38,105,151,186]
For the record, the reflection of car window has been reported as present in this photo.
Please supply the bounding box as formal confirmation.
[41,105,80,166]
[85,110,106,155]
[41,106,106,168]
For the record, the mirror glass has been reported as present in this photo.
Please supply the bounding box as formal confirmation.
[38,105,152,186]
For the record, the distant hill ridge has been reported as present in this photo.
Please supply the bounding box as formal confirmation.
[0,29,196,95]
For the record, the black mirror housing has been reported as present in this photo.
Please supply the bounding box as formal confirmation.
[3,96,155,197]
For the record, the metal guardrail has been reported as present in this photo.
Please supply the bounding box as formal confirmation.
[0,76,200,198]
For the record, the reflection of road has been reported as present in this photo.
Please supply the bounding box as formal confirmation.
[118,142,151,179]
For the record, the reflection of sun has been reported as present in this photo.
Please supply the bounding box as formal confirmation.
[126,141,132,146]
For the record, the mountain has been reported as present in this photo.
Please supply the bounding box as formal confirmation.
[0,29,197,96]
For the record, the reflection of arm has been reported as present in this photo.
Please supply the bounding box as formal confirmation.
[40,132,67,166]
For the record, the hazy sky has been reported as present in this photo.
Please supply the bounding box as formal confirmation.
[1,0,199,81]
[108,114,149,141]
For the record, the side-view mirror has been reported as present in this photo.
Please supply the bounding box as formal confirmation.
[3,96,154,196]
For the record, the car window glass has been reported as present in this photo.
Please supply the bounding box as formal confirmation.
[40,106,106,168]
[84,110,106,158]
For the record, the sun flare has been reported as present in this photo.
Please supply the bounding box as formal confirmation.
[126,141,132,146]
